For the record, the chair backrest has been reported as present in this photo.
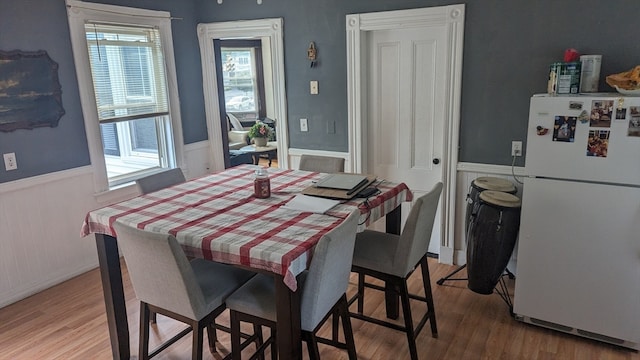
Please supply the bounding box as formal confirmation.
[299,155,345,173]
[113,222,207,320]
[394,182,443,277]
[227,113,245,131]
[137,168,186,194]
[300,211,359,331]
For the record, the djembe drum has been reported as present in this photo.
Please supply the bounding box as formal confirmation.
[436,177,518,287]
[465,177,517,234]
[466,190,521,295]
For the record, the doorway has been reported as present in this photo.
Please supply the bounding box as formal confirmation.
[198,18,289,171]
[346,5,465,260]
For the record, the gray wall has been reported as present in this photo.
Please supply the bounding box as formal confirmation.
[0,0,90,182]
[1,0,639,183]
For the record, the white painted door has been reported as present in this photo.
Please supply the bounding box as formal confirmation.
[366,25,448,254]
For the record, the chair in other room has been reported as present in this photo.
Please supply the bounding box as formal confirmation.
[227,113,250,150]
[299,155,345,173]
[112,222,257,360]
[225,211,360,360]
[348,182,443,360]
[136,168,186,194]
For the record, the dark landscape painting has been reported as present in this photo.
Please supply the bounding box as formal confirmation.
[0,50,65,132]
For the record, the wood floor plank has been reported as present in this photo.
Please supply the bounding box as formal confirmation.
[0,258,637,359]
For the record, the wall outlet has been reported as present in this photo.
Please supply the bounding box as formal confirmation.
[300,118,308,132]
[310,81,318,95]
[3,152,17,171]
[511,141,523,157]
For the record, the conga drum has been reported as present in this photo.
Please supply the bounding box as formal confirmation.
[466,190,521,295]
[465,177,517,235]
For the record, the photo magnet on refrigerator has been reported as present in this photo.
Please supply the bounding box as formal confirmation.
[553,116,576,142]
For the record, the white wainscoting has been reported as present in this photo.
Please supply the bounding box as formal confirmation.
[454,162,526,270]
[183,140,214,178]
[0,167,99,308]
[287,148,351,171]
[0,141,213,308]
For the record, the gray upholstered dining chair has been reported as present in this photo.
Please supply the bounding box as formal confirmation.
[136,167,187,325]
[136,168,186,194]
[299,155,345,173]
[348,182,443,360]
[112,222,256,360]
[225,211,360,360]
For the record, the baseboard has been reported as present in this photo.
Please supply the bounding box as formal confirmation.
[0,261,98,308]
[438,246,454,265]
[454,249,466,266]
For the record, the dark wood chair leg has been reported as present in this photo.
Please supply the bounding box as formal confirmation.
[304,332,321,360]
[207,323,217,353]
[193,321,204,360]
[331,310,340,342]
[230,311,242,360]
[399,281,418,360]
[420,257,438,337]
[270,327,277,360]
[253,324,265,360]
[139,302,151,360]
[339,295,357,360]
[357,272,365,314]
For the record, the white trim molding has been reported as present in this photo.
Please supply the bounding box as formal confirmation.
[346,5,465,260]
[197,18,289,171]
[66,0,185,193]
[457,162,527,177]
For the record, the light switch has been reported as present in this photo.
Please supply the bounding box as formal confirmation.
[327,120,335,134]
[300,118,308,132]
[310,81,318,95]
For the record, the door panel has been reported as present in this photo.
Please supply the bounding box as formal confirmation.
[375,42,400,167]
[367,26,448,253]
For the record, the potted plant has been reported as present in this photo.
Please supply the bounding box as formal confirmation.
[248,121,274,147]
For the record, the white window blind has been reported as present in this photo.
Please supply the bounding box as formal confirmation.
[85,22,169,124]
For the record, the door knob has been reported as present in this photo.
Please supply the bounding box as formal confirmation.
[432,158,440,165]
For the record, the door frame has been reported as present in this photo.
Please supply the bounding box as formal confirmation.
[346,5,464,262]
[198,18,289,171]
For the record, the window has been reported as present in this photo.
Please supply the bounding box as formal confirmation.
[67,1,182,191]
[220,40,266,121]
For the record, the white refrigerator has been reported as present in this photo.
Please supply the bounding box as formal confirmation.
[513,94,640,350]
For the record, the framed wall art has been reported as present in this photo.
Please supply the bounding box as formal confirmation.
[0,50,65,132]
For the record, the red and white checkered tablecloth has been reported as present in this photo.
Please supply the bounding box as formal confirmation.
[81,165,413,290]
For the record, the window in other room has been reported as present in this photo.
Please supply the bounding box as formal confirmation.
[220,40,266,123]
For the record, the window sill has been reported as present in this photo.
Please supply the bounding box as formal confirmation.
[94,182,140,205]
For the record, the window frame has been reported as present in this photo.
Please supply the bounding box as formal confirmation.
[66,0,184,194]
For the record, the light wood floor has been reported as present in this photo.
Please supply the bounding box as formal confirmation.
[0,258,637,360]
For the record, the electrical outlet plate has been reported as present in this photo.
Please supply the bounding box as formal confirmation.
[3,152,17,171]
[511,141,523,156]
[310,81,318,94]
[300,118,308,132]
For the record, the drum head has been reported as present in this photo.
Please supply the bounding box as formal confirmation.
[472,177,517,193]
[479,190,521,208]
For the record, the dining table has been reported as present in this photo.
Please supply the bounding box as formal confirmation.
[81,164,413,359]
